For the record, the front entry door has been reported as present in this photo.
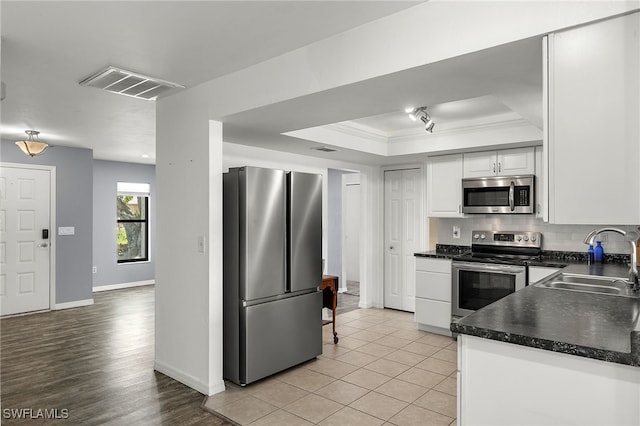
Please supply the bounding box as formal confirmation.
[0,165,51,315]
[384,168,421,312]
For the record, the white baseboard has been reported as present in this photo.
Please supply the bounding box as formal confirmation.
[93,280,155,292]
[54,299,94,310]
[208,380,226,396]
[154,360,211,395]
[358,301,374,309]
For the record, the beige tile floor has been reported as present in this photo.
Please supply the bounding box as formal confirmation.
[203,308,457,426]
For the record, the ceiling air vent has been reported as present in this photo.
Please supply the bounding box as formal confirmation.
[79,66,184,100]
[311,146,338,153]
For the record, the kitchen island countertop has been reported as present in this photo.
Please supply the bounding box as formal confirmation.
[451,262,640,367]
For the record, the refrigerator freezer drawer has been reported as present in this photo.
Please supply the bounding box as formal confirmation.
[241,291,322,385]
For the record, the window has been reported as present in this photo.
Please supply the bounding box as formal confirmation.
[117,182,150,263]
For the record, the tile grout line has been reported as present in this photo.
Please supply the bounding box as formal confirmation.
[205,308,457,425]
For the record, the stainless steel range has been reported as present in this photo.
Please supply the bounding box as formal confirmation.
[451,230,542,320]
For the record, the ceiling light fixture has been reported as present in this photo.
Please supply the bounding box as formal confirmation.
[407,107,435,133]
[15,130,49,157]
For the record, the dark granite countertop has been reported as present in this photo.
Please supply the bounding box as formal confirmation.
[452,264,640,367]
[414,244,470,259]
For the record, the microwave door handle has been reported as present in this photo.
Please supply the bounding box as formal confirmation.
[509,181,515,212]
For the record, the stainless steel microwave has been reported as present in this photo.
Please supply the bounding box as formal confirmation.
[462,175,535,214]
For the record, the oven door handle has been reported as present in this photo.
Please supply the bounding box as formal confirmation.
[453,262,525,274]
[509,180,515,212]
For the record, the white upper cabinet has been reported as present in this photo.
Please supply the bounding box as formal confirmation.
[463,148,535,178]
[427,154,463,217]
[547,12,640,224]
[534,147,547,220]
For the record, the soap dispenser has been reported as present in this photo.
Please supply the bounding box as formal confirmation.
[587,244,595,265]
[594,240,604,263]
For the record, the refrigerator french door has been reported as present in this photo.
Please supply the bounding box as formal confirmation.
[223,166,322,386]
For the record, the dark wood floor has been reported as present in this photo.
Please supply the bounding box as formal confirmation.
[0,286,229,425]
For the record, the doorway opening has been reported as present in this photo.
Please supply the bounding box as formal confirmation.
[326,168,360,314]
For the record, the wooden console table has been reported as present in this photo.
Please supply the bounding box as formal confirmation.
[320,275,339,344]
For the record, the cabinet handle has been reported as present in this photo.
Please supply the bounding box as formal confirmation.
[493,163,496,173]
[498,162,502,173]
[458,204,461,213]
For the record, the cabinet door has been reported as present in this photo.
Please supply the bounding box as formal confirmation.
[534,146,547,220]
[415,298,451,330]
[548,13,640,224]
[463,151,496,178]
[497,147,535,176]
[415,271,451,301]
[427,154,463,217]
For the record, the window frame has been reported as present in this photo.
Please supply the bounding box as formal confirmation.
[116,193,150,264]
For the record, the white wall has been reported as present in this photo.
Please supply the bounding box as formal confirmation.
[435,216,639,254]
[155,87,224,395]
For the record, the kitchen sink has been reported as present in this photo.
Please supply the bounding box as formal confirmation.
[534,273,640,297]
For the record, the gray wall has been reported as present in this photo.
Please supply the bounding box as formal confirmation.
[93,160,155,289]
[1,140,93,304]
[327,169,349,279]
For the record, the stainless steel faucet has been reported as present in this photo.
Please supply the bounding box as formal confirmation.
[583,227,639,291]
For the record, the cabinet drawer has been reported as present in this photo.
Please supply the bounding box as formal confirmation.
[415,298,451,329]
[416,257,452,273]
[415,271,451,301]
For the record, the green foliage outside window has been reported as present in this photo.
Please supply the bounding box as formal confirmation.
[117,195,148,262]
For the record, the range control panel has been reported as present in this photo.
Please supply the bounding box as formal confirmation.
[471,230,542,249]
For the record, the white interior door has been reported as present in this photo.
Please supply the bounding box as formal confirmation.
[0,166,51,316]
[384,168,421,312]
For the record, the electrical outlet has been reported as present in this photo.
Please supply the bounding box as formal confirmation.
[453,225,461,239]
[92,266,97,274]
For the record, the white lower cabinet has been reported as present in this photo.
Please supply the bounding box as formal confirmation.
[414,257,452,336]
[458,335,640,425]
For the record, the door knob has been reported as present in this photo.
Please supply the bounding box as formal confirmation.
[39,242,49,248]
[390,246,395,250]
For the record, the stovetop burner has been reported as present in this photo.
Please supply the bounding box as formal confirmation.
[453,230,542,266]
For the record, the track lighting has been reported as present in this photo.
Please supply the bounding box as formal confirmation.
[406,107,435,133]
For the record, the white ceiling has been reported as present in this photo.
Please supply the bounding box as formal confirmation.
[1,1,422,163]
[1,1,543,165]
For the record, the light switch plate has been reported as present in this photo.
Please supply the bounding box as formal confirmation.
[453,225,461,239]
[58,226,75,235]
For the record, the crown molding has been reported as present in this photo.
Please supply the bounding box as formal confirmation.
[389,117,536,144]
[325,122,389,144]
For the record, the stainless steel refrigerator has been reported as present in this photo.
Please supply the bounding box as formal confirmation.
[223,166,323,386]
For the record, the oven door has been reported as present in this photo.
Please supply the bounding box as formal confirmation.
[451,261,526,318]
